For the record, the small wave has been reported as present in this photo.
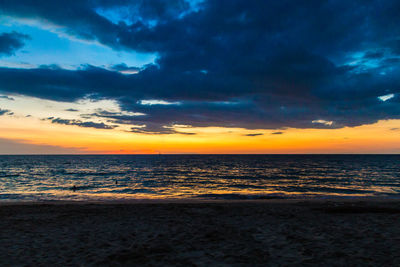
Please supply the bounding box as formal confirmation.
[227,184,267,189]
[0,193,55,201]
[308,187,376,194]
[0,174,20,178]
[57,169,127,176]
[93,188,158,194]
[194,193,287,200]
[68,185,95,191]
[0,193,25,200]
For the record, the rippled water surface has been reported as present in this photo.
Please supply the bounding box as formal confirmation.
[0,155,399,201]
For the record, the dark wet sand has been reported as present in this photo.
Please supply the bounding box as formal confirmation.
[0,199,399,266]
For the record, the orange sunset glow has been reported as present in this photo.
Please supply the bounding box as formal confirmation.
[0,109,398,154]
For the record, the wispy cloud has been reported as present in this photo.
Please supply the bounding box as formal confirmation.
[48,117,116,130]
[244,133,263,137]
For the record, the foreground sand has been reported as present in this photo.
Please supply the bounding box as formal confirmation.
[0,199,399,266]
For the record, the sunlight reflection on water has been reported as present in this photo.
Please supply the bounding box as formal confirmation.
[0,155,399,201]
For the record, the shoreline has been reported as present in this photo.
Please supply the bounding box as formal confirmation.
[1,196,400,206]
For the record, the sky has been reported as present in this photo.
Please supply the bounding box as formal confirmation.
[0,0,399,154]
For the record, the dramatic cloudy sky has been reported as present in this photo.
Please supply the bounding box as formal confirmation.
[0,0,399,153]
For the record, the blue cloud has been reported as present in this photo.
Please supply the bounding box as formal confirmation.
[0,31,29,56]
[0,108,11,115]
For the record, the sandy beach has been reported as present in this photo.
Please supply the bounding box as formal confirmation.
[0,199,399,266]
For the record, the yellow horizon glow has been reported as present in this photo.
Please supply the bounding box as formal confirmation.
[0,113,399,154]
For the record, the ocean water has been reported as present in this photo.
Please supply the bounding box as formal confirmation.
[0,155,399,201]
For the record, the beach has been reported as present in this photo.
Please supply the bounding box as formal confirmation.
[0,199,399,266]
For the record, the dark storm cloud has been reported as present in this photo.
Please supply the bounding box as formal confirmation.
[0,31,29,56]
[49,117,116,129]
[1,0,400,131]
[0,0,190,52]
[85,110,196,134]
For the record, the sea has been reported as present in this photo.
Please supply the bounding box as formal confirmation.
[0,155,399,201]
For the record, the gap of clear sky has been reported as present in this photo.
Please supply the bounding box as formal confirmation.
[0,0,399,154]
